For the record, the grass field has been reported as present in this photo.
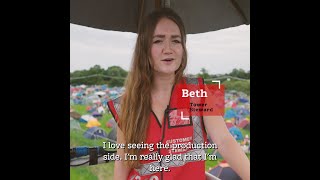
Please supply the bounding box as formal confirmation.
[70,104,116,180]
[70,104,250,179]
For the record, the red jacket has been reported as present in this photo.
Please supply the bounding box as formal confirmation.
[107,77,208,180]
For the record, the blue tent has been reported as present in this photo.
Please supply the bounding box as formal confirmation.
[238,97,249,103]
[101,85,107,90]
[83,127,107,139]
[224,109,236,119]
[102,99,108,107]
[73,98,83,105]
[235,107,250,116]
[92,111,102,118]
[228,126,244,141]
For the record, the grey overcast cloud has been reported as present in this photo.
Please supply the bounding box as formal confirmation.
[70,23,250,75]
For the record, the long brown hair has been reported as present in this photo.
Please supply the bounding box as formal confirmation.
[119,8,187,169]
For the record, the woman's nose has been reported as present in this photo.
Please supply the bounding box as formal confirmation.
[163,41,173,54]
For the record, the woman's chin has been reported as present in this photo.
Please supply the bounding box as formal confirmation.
[154,69,176,76]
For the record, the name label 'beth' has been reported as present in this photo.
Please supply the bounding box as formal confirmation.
[182,89,207,97]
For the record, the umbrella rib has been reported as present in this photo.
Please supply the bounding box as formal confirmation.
[229,0,249,24]
[155,0,162,8]
[138,0,146,32]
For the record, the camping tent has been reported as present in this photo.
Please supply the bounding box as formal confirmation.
[235,107,250,116]
[70,111,81,120]
[97,106,105,114]
[224,109,237,119]
[92,111,103,119]
[228,126,244,141]
[86,118,101,128]
[83,127,107,139]
[243,123,250,130]
[79,114,95,123]
[225,121,235,129]
[106,118,117,128]
[107,127,117,142]
[237,119,249,129]
[238,97,249,103]
[70,119,81,130]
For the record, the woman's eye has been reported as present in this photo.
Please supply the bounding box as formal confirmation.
[153,40,162,43]
[173,40,181,43]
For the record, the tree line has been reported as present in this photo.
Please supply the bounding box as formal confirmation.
[70,65,250,95]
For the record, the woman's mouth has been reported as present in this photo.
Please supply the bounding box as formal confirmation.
[161,58,174,62]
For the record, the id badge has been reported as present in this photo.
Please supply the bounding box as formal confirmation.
[167,108,192,128]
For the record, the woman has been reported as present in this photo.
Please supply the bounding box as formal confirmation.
[107,8,250,180]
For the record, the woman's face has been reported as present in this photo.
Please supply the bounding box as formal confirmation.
[151,18,183,75]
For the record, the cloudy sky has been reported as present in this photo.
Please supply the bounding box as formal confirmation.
[70,23,250,75]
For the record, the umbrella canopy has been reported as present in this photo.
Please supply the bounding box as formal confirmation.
[70,0,250,34]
